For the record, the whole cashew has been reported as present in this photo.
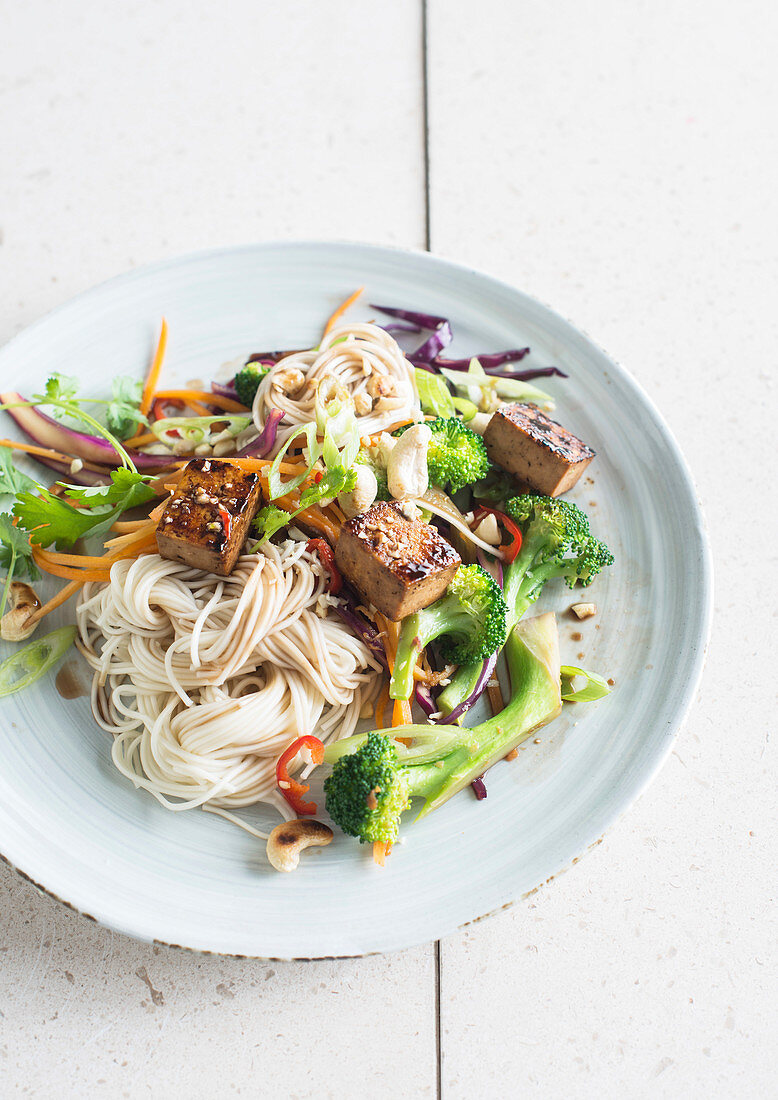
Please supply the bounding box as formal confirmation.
[387,423,432,501]
[266,819,334,873]
[0,582,41,642]
[338,463,379,519]
[466,412,493,436]
[474,511,501,546]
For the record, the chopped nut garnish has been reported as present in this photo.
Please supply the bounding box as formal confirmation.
[571,602,598,620]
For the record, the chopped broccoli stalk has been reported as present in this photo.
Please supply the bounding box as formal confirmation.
[438,494,613,717]
[234,362,269,408]
[395,416,490,493]
[324,613,562,845]
[389,564,507,701]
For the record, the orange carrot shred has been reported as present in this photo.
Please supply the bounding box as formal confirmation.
[374,682,391,728]
[139,318,169,417]
[26,579,84,625]
[322,287,364,338]
[373,841,387,867]
[392,698,413,727]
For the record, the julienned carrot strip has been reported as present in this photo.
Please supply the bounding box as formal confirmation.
[374,681,391,728]
[102,522,158,550]
[120,432,157,448]
[153,390,248,413]
[392,698,413,727]
[322,287,364,337]
[32,531,157,575]
[373,841,387,867]
[26,579,84,626]
[108,519,150,534]
[0,438,108,474]
[139,318,169,417]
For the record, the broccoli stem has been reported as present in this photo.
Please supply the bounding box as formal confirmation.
[389,601,470,702]
[326,614,562,820]
[437,555,537,717]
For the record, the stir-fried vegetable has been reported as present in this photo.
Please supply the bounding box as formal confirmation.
[0,626,76,698]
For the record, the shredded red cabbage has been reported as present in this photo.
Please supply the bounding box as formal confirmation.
[471,775,488,800]
[370,304,449,329]
[475,546,504,587]
[246,352,285,365]
[436,651,499,725]
[334,602,388,670]
[382,321,423,336]
[235,408,285,458]
[372,303,567,382]
[415,682,437,717]
[211,379,239,402]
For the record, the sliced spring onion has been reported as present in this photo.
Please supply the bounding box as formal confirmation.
[151,415,251,449]
[267,422,318,499]
[560,664,611,703]
[441,360,554,411]
[0,626,77,698]
[415,369,456,418]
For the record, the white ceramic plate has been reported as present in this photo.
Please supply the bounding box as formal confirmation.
[0,242,712,957]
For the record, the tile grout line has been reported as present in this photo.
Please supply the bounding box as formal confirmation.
[422,0,431,252]
[421,1,440,1097]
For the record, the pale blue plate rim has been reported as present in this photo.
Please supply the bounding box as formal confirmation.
[0,241,713,956]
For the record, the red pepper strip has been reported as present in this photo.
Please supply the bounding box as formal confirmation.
[218,505,232,540]
[150,396,185,422]
[306,537,342,594]
[473,506,523,562]
[276,735,325,816]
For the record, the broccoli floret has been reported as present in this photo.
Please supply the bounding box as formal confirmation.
[389,564,507,701]
[437,495,613,718]
[323,732,411,846]
[234,362,269,408]
[354,448,391,501]
[395,417,490,493]
[324,614,562,846]
[503,494,613,610]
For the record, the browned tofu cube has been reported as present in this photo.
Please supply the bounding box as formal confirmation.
[156,458,263,576]
[335,501,461,621]
[483,403,595,497]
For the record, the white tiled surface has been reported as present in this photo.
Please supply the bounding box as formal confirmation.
[1,2,775,1096]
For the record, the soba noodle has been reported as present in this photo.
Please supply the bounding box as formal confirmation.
[75,540,381,828]
[252,321,420,449]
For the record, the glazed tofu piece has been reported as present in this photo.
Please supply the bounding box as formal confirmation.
[335,501,461,621]
[483,403,595,497]
[156,458,263,576]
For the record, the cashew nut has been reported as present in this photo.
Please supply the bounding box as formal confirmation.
[338,463,379,519]
[473,511,501,546]
[466,411,493,436]
[570,602,597,620]
[1,582,41,642]
[271,366,306,396]
[387,423,432,501]
[266,819,334,873]
[353,390,373,416]
[367,373,397,400]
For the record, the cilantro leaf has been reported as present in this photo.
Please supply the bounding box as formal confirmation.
[0,514,40,580]
[14,469,155,548]
[252,504,293,544]
[35,373,81,419]
[106,375,148,439]
[0,450,38,497]
[298,465,355,510]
